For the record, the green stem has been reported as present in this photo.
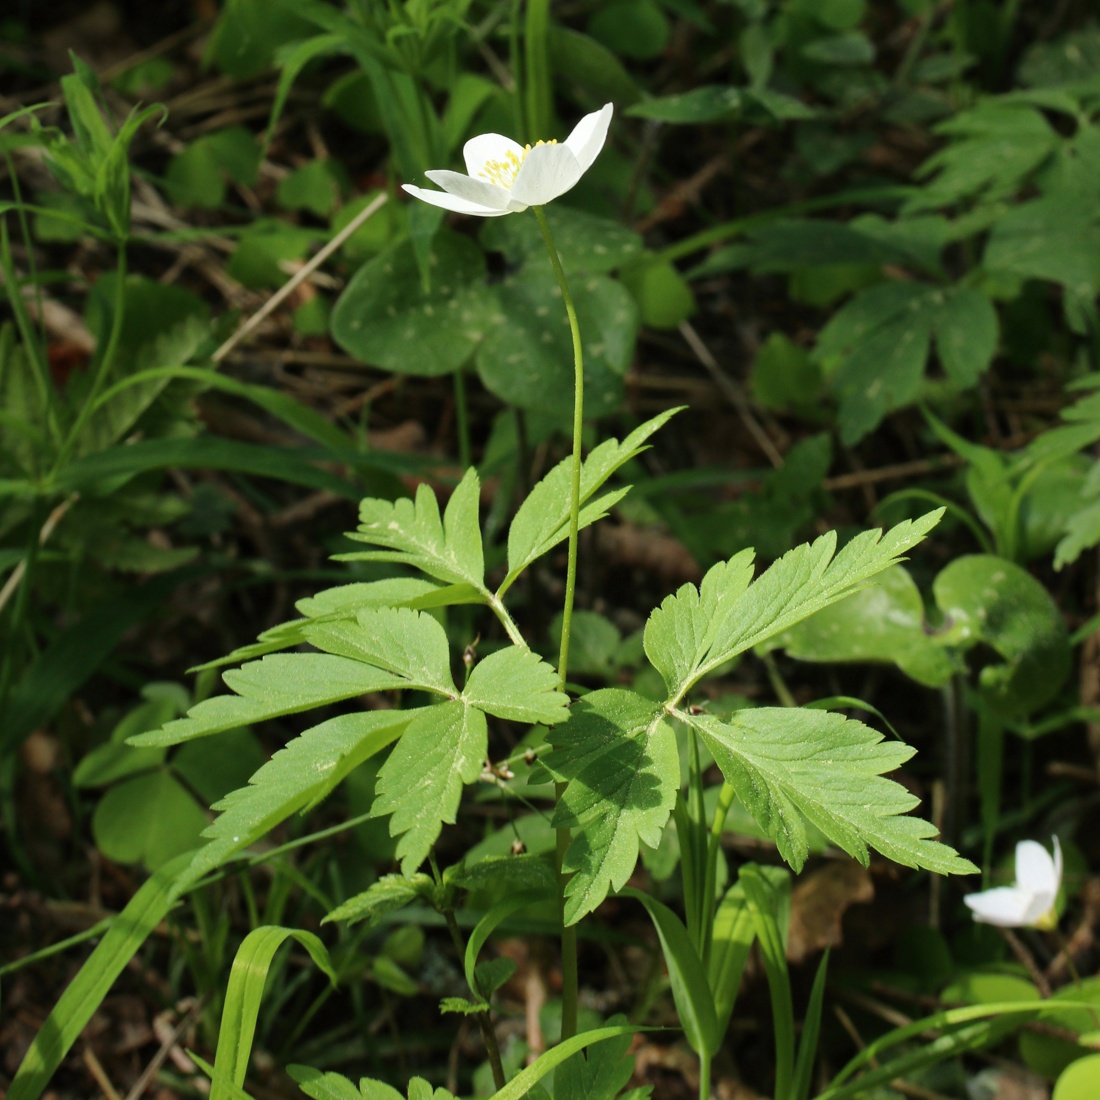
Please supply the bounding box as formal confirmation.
[534,203,584,1043]
[51,241,129,479]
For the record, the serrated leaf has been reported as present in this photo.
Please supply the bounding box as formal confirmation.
[130,654,409,747]
[375,701,487,875]
[554,1014,638,1100]
[464,646,569,725]
[688,708,976,875]
[542,689,678,924]
[453,854,558,893]
[324,872,434,927]
[339,469,486,590]
[305,606,457,697]
[645,511,943,702]
[179,711,409,898]
[503,408,681,592]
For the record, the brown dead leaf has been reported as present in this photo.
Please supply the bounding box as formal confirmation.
[786,861,874,964]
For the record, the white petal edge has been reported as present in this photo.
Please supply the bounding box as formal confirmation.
[401,183,514,217]
[964,886,1034,927]
[1015,839,1058,896]
[563,103,614,175]
[463,133,526,181]
[424,169,515,211]
[510,143,583,207]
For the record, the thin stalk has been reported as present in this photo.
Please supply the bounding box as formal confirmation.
[442,906,506,1089]
[51,241,129,479]
[702,780,737,964]
[534,203,584,1043]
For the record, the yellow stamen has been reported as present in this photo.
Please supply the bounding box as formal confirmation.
[479,139,557,189]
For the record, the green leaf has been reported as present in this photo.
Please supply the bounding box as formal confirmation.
[932,554,1071,717]
[906,101,1061,212]
[92,770,210,869]
[182,711,409,899]
[503,408,681,593]
[464,889,551,1001]
[588,0,669,60]
[464,646,569,725]
[331,231,495,377]
[338,468,486,590]
[543,688,679,923]
[618,257,696,329]
[129,654,410,747]
[210,926,336,1100]
[687,708,976,875]
[627,85,742,123]
[708,882,757,1038]
[304,606,458,696]
[375,701,487,875]
[290,1066,368,1099]
[767,565,957,687]
[165,126,261,207]
[814,281,998,443]
[547,27,643,109]
[646,510,944,702]
[475,265,636,419]
[227,219,318,289]
[553,1014,640,1100]
[1055,1054,1100,1100]
[325,873,434,927]
[277,158,345,217]
[620,889,721,1057]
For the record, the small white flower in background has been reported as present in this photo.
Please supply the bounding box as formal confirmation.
[402,103,613,217]
[964,837,1062,930]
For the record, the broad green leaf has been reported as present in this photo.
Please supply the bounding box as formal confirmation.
[463,646,569,725]
[464,889,551,1001]
[181,711,409,899]
[227,219,319,289]
[129,654,409,747]
[553,1014,640,1100]
[627,85,742,123]
[290,1066,368,1099]
[164,126,262,207]
[331,232,495,377]
[542,688,679,923]
[814,281,998,443]
[1055,1054,1100,1100]
[324,873,434,927]
[643,551,756,699]
[646,511,943,701]
[588,0,669,60]
[92,770,210,868]
[905,101,1060,211]
[475,265,636,418]
[305,606,457,696]
[621,889,721,1057]
[339,469,486,590]
[8,852,195,1100]
[375,701,487,874]
[688,708,975,875]
[503,408,681,592]
[766,565,957,687]
[210,926,336,1100]
[932,555,1071,717]
[548,27,643,109]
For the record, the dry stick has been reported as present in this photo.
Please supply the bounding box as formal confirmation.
[0,493,78,617]
[211,192,389,364]
[677,319,785,469]
[123,999,204,1100]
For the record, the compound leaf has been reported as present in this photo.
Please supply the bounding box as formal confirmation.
[375,701,487,874]
[688,708,975,876]
[645,511,943,701]
[503,408,681,592]
[130,654,409,747]
[542,688,678,924]
[339,468,486,590]
[464,645,569,725]
[324,873,435,928]
[181,710,410,896]
[304,606,457,697]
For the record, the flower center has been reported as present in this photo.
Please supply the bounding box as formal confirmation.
[479,139,557,189]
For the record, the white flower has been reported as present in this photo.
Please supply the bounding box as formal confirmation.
[402,103,613,217]
[964,837,1062,930]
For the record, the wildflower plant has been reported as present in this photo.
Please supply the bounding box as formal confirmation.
[12,103,984,1100]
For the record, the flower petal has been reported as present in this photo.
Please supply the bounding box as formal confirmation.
[563,103,613,175]
[964,886,1035,927]
[509,143,583,206]
[401,183,514,217]
[424,170,515,211]
[463,133,527,181]
[1015,839,1058,896]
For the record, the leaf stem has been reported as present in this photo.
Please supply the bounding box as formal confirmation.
[534,203,583,1042]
